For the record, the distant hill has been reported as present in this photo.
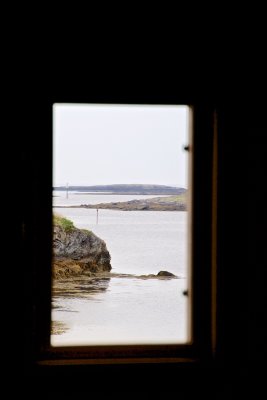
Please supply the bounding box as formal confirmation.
[53,184,186,195]
[71,194,187,211]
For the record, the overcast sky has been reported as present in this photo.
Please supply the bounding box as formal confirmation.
[53,104,189,188]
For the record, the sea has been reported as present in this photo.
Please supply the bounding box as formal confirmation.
[51,191,189,346]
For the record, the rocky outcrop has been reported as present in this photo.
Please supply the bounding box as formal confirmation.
[53,224,111,279]
[56,194,187,211]
[81,200,186,211]
[137,271,178,279]
[108,271,178,279]
[157,270,176,277]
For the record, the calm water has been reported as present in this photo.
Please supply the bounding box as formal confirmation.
[51,192,189,346]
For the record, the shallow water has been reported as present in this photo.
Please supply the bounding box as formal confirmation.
[51,193,189,346]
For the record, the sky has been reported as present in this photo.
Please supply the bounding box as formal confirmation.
[53,104,189,188]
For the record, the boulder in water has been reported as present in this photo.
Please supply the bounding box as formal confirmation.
[157,270,176,277]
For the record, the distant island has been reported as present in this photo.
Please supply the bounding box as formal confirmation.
[56,194,187,211]
[53,184,186,196]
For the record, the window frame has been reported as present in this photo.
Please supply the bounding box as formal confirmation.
[24,100,217,368]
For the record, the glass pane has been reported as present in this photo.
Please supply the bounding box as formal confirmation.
[51,104,190,346]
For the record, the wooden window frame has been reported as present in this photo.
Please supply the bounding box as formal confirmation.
[23,99,217,369]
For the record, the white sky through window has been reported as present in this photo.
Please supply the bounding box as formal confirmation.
[53,104,189,188]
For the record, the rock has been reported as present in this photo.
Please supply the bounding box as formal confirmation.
[138,274,157,279]
[157,270,176,277]
[138,271,177,279]
[53,259,83,279]
[53,223,111,279]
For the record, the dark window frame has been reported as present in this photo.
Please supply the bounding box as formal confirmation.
[23,99,217,369]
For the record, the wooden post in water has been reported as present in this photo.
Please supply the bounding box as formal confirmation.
[96,208,99,224]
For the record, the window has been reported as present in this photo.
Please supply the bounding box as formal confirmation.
[51,104,190,347]
[24,100,217,366]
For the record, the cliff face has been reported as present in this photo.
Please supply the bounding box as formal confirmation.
[53,224,111,279]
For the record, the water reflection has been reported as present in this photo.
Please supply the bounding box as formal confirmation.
[51,276,111,337]
[52,276,111,299]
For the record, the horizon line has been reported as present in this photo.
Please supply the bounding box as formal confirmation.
[53,183,186,188]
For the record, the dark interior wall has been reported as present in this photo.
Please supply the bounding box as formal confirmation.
[247,103,266,380]
[216,102,266,397]
[20,76,261,398]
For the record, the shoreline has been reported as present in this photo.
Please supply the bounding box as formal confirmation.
[54,206,187,211]
[53,194,186,211]
[53,196,186,211]
[53,270,182,282]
